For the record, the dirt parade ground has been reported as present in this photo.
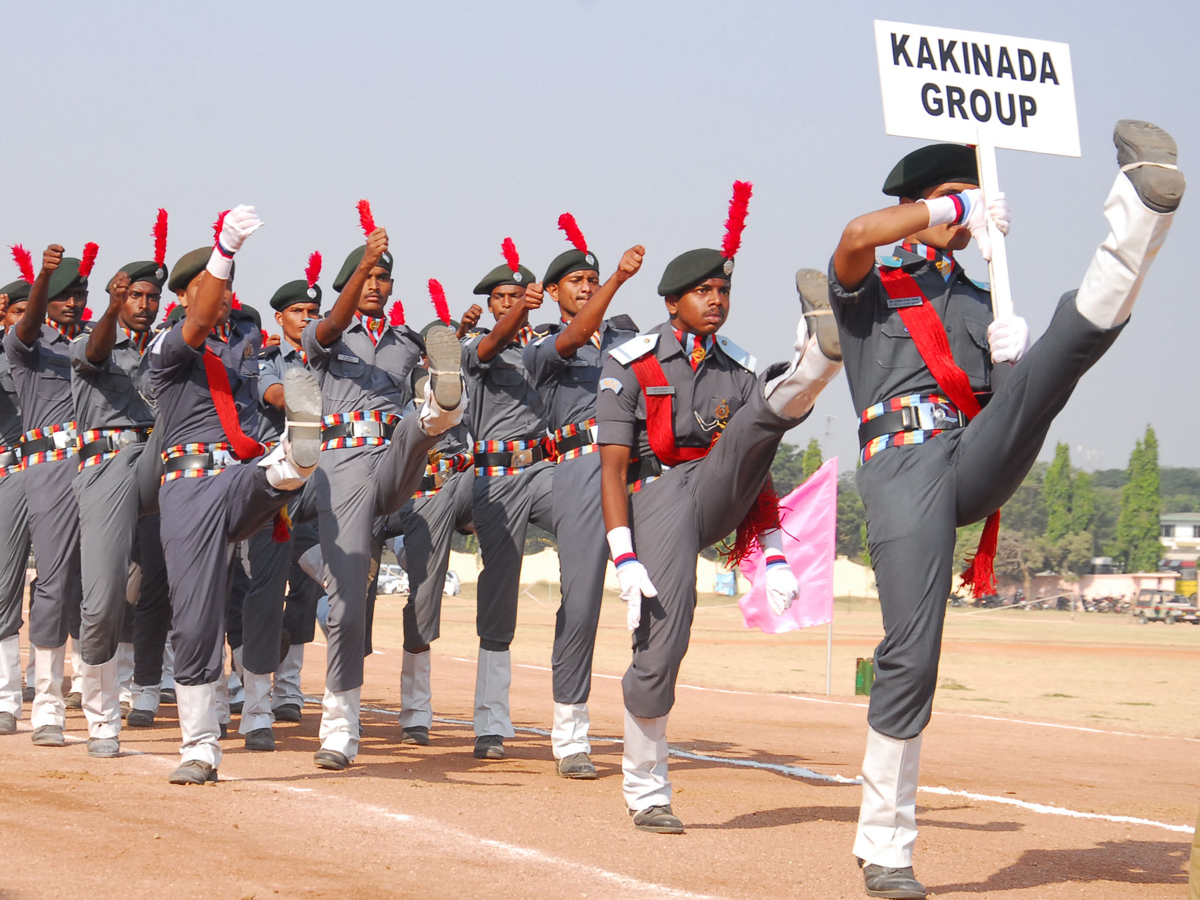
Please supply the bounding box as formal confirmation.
[0,584,1196,900]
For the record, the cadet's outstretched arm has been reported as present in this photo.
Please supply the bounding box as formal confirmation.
[315,228,389,348]
[554,246,645,357]
[15,245,64,347]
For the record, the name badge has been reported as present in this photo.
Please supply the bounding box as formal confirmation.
[886,295,924,309]
[337,353,360,363]
[645,386,675,396]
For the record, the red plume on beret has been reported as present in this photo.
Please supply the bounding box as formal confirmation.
[721,180,753,260]
[557,213,588,254]
[153,209,168,267]
[501,237,520,274]
[213,209,230,245]
[79,242,100,279]
[231,292,241,310]
[11,245,35,284]
[81,307,93,321]
[163,300,177,318]
[357,199,376,237]
[389,301,405,327]
[306,251,322,289]
[428,278,451,324]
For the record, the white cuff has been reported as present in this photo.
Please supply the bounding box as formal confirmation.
[606,526,634,560]
[759,528,785,556]
[917,194,959,228]
[205,246,233,281]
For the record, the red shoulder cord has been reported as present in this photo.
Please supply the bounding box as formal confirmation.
[877,266,999,596]
[201,348,265,461]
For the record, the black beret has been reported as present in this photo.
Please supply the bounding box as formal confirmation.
[47,258,87,300]
[473,263,538,296]
[168,247,235,293]
[657,248,733,297]
[166,302,186,325]
[332,245,394,292]
[107,260,169,294]
[0,280,31,302]
[883,143,979,198]
[269,279,322,312]
[543,249,599,286]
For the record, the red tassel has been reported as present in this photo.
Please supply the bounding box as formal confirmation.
[501,237,520,274]
[724,482,781,567]
[721,180,753,260]
[960,511,1001,597]
[81,307,93,321]
[272,508,292,543]
[79,242,99,279]
[231,292,241,310]
[212,210,231,245]
[389,301,405,326]
[305,251,322,288]
[557,213,588,253]
[357,199,376,237]
[152,209,168,266]
[163,300,177,318]
[428,278,451,324]
[11,245,35,284]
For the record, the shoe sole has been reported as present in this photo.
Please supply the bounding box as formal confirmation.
[424,326,463,411]
[32,737,65,747]
[633,822,685,834]
[795,267,842,362]
[474,747,505,760]
[168,767,218,785]
[283,368,323,469]
[1114,119,1185,213]
[864,889,926,899]
[558,769,598,780]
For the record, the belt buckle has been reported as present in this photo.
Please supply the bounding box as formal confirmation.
[350,421,375,438]
[52,430,76,450]
[114,430,137,449]
[211,449,239,468]
[511,448,534,467]
[920,401,957,431]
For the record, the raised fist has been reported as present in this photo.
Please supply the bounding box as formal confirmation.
[218,205,264,255]
[616,245,645,282]
[522,282,544,310]
[363,228,389,269]
[42,244,64,275]
[459,303,483,331]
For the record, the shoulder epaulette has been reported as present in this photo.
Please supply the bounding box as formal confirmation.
[259,344,281,360]
[607,314,639,333]
[714,335,757,373]
[532,322,559,338]
[877,255,908,269]
[609,332,658,366]
[466,326,490,340]
[968,275,991,292]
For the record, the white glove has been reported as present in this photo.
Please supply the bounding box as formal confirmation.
[608,526,657,632]
[987,315,1031,364]
[217,205,264,255]
[764,554,800,615]
[963,189,1010,262]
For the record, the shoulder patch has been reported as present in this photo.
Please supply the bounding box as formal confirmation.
[599,377,623,395]
[968,276,991,292]
[878,255,907,269]
[714,335,757,373]
[608,333,659,366]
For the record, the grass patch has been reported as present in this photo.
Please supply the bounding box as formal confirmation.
[939,679,971,691]
[1043,692,1077,699]
[1117,701,1154,707]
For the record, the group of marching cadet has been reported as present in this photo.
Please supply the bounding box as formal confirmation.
[0,119,1184,899]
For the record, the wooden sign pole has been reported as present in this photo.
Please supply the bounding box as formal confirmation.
[975,131,1014,319]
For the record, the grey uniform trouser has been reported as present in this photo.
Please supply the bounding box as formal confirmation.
[73,438,163,667]
[473,461,555,650]
[313,413,439,692]
[383,468,475,652]
[283,519,321,646]
[0,471,29,642]
[626,383,799,719]
[160,463,297,686]
[860,293,1120,741]
[550,452,608,705]
[22,456,82,649]
[131,513,171,687]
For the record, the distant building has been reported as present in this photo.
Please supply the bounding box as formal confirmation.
[1160,512,1200,556]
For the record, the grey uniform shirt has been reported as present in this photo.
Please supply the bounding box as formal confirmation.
[464,328,548,444]
[256,341,307,443]
[4,323,83,430]
[523,317,638,431]
[301,317,424,419]
[0,329,23,447]
[69,330,156,430]
[596,321,758,462]
[149,318,262,448]
[827,245,993,415]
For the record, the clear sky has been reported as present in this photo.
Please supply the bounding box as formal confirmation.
[3,0,1194,470]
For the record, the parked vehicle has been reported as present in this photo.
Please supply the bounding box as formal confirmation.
[1133,589,1200,625]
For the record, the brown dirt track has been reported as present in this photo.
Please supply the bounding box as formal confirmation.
[0,588,1195,900]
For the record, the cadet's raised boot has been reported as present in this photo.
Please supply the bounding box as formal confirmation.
[1075,120,1185,330]
[622,709,672,821]
[399,649,432,743]
[795,268,842,361]
[30,644,66,734]
[854,727,923,872]
[473,648,514,758]
[316,686,360,769]
[552,702,596,779]
[418,327,467,437]
[763,309,842,420]
[173,681,222,783]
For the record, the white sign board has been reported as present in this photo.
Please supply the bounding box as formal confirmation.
[874,20,1079,157]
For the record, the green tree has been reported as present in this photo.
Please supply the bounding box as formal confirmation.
[769,442,805,495]
[801,437,823,480]
[1043,443,1073,543]
[837,477,867,561]
[1116,426,1162,572]
[1071,470,1095,534]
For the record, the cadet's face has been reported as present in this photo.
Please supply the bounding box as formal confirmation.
[489,285,527,323]
[120,280,161,333]
[547,270,600,320]
[358,267,393,317]
[275,302,320,345]
[666,278,729,336]
[3,299,26,328]
[907,181,977,252]
[48,288,87,326]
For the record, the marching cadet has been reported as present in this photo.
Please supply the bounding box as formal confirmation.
[4,244,95,747]
[234,254,324,750]
[151,206,325,785]
[462,240,555,761]
[302,225,465,772]
[597,182,840,832]
[827,122,1183,898]
[0,283,32,736]
[70,220,171,757]
[523,216,641,778]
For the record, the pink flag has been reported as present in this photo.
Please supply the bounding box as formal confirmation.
[738,457,838,633]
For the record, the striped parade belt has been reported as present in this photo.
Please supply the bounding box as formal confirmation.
[412,449,473,499]
[858,393,967,464]
[0,444,21,478]
[551,418,598,462]
[161,441,242,483]
[77,427,152,469]
[320,411,399,451]
[473,437,554,477]
[626,455,669,494]
[21,422,78,467]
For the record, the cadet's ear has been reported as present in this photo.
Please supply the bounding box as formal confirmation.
[545,282,559,302]
[664,294,679,316]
